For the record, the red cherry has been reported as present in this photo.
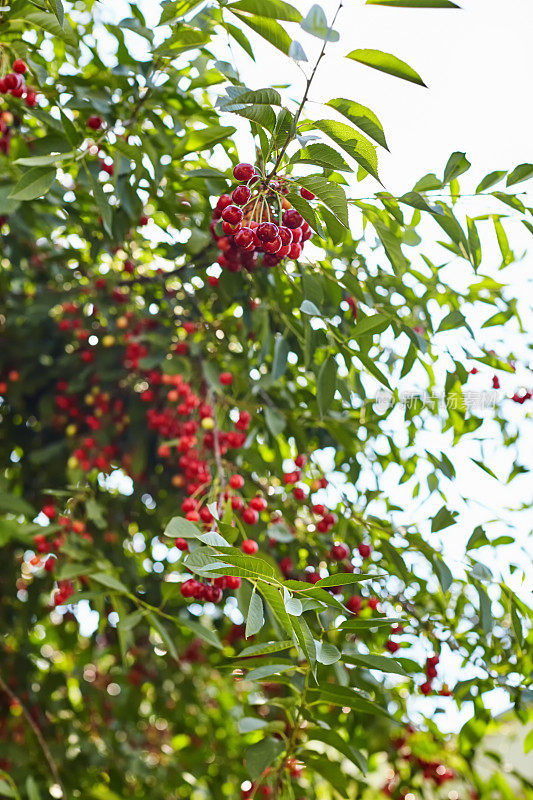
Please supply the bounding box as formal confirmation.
[385,640,400,653]
[235,228,255,249]
[241,538,258,553]
[87,115,103,130]
[261,254,281,268]
[300,187,315,200]
[262,236,282,254]
[233,163,255,181]
[219,372,233,385]
[226,575,242,589]
[346,595,362,615]
[13,59,28,75]
[420,681,432,695]
[229,474,244,489]
[256,222,279,242]
[249,495,267,512]
[222,205,244,225]
[367,597,380,610]
[492,375,500,389]
[278,226,293,246]
[216,194,232,211]
[232,185,251,205]
[288,243,302,259]
[242,507,259,525]
[181,579,200,598]
[358,543,372,559]
[295,454,306,467]
[282,209,303,229]
[293,487,305,501]
[175,538,189,551]
[42,505,56,520]
[330,543,349,561]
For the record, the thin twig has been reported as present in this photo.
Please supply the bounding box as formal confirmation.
[0,674,68,799]
[266,0,344,182]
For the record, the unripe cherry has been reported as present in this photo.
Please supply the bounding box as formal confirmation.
[233,162,255,181]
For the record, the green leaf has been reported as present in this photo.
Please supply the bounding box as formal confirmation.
[8,167,56,201]
[178,617,223,649]
[232,11,292,54]
[433,557,453,592]
[476,584,492,632]
[87,171,112,236]
[117,609,145,632]
[305,119,379,181]
[345,652,407,675]
[48,0,64,27]
[264,405,286,436]
[91,572,129,594]
[339,617,405,631]
[228,0,302,22]
[431,506,458,532]
[346,48,426,86]
[0,492,35,516]
[15,151,75,167]
[476,170,506,192]
[366,0,459,6]
[297,175,348,227]
[306,728,367,773]
[272,334,289,380]
[317,356,337,417]
[352,312,391,337]
[326,98,388,149]
[246,663,294,680]
[225,22,256,59]
[316,572,380,588]
[222,87,282,106]
[237,640,294,657]
[443,151,471,184]
[164,516,202,539]
[316,641,341,665]
[259,582,293,635]
[146,612,178,660]
[11,4,77,46]
[292,142,353,172]
[292,616,317,673]
[288,40,307,61]
[245,738,284,781]
[506,163,533,187]
[246,591,265,637]
[304,755,349,796]
[184,125,237,153]
[25,776,41,800]
[301,4,339,41]
[308,685,390,716]
[300,299,321,316]
[286,192,324,236]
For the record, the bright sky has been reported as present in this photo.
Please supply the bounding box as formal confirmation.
[83,0,533,733]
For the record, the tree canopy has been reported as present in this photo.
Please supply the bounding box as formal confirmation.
[0,1,532,799]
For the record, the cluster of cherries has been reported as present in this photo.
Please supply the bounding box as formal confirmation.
[419,652,445,695]
[210,162,313,272]
[180,574,242,604]
[0,60,38,107]
[383,727,456,798]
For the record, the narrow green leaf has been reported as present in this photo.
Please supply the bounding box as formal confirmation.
[346,48,426,86]
[301,4,339,41]
[297,175,348,227]
[366,0,459,7]
[237,640,294,657]
[326,98,388,149]
[232,11,292,54]
[8,167,55,201]
[304,119,379,181]
[228,0,302,22]
[506,163,533,187]
[316,356,337,417]
[245,738,284,781]
[246,591,265,637]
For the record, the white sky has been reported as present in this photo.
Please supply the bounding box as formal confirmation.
[88,0,533,733]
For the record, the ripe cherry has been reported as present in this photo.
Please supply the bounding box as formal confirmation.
[282,209,303,229]
[235,228,255,249]
[358,543,372,558]
[232,185,251,205]
[226,575,242,589]
[241,539,258,554]
[216,194,232,211]
[242,507,259,525]
[346,595,362,615]
[330,543,349,561]
[233,163,255,181]
[229,474,244,489]
[300,187,315,200]
[222,205,244,225]
[256,222,279,242]
[181,579,200,598]
[175,538,189,551]
[87,115,103,130]
[385,640,400,653]
[13,59,28,75]
[219,372,233,385]
[249,495,267,512]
